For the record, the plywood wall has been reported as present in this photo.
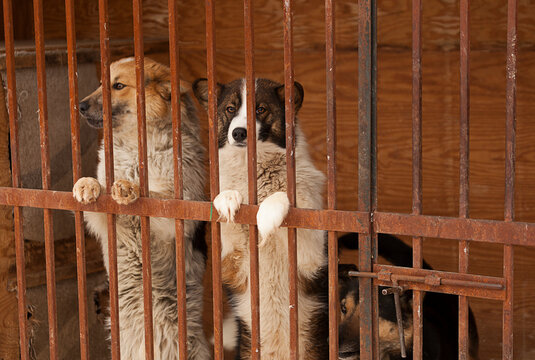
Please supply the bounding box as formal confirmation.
[1,0,534,359]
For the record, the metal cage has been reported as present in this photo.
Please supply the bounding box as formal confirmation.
[0,0,530,359]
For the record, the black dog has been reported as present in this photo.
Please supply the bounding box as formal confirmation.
[337,233,479,360]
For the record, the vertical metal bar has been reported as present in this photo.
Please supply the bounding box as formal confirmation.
[325,0,339,358]
[458,0,471,359]
[411,0,424,358]
[2,1,28,359]
[205,1,224,359]
[283,0,299,358]
[65,0,90,358]
[132,2,154,359]
[168,0,188,358]
[503,0,517,358]
[358,0,376,359]
[370,0,379,354]
[32,1,59,358]
[243,0,260,358]
[98,0,121,357]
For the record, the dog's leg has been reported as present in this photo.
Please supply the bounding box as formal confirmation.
[111,179,140,205]
[73,177,102,204]
[213,190,243,222]
[256,191,290,242]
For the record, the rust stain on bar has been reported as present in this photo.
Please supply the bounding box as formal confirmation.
[357,0,376,358]
[283,0,299,356]
[411,0,423,357]
[325,0,339,358]
[132,1,155,358]
[64,0,90,357]
[2,0,29,358]
[374,212,535,247]
[167,0,188,357]
[243,0,261,357]
[458,0,471,358]
[33,0,59,358]
[204,1,224,358]
[98,0,121,357]
[503,0,517,358]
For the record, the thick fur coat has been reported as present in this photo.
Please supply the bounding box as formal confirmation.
[193,78,329,360]
[73,58,211,360]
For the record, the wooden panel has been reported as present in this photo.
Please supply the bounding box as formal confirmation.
[0,73,19,359]
[2,0,535,50]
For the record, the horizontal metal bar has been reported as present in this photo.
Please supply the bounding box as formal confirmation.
[366,265,505,300]
[2,187,534,246]
[374,211,535,246]
[0,187,370,232]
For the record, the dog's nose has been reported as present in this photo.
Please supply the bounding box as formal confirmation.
[79,101,89,113]
[232,127,247,143]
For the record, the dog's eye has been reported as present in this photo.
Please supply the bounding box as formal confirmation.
[256,106,266,115]
[113,83,126,90]
[226,106,236,113]
[341,299,347,315]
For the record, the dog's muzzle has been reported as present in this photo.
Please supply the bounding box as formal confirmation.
[232,127,247,146]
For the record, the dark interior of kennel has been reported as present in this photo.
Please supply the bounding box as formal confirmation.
[0,0,534,359]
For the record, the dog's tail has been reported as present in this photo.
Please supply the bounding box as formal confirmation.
[338,232,433,269]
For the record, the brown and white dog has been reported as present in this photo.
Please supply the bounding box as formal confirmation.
[193,78,329,360]
[72,57,211,360]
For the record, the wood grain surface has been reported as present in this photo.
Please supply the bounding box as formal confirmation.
[0,73,20,360]
[2,0,535,51]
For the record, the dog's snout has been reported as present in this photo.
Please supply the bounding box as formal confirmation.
[232,127,247,143]
[79,100,89,113]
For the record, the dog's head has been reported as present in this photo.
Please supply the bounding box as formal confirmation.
[192,78,303,148]
[79,57,181,131]
[338,264,414,360]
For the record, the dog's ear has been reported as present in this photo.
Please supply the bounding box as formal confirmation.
[275,81,305,113]
[192,78,222,110]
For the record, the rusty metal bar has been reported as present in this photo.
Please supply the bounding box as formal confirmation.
[204,1,224,358]
[168,0,188,358]
[282,0,299,358]
[325,0,339,358]
[358,0,376,358]
[373,212,535,247]
[132,1,155,359]
[3,187,535,245]
[370,0,379,354]
[243,0,260,358]
[411,0,423,357]
[33,0,59,358]
[65,0,90,357]
[0,187,371,232]
[2,0,28,358]
[98,0,121,357]
[458,0,471,358]
[503,0,517,357]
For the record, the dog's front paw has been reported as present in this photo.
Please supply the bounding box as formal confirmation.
[214,190,243,222]
[257,192,290,241]
[73,177,101,204]
[111,180,140,205]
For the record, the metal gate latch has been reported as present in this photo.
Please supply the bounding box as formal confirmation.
[381,278,407,358]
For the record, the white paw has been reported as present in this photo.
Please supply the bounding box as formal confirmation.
[73,177,101,204]
[111,179,140,205]
[213,190,243,222]
[256,192,290,241]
